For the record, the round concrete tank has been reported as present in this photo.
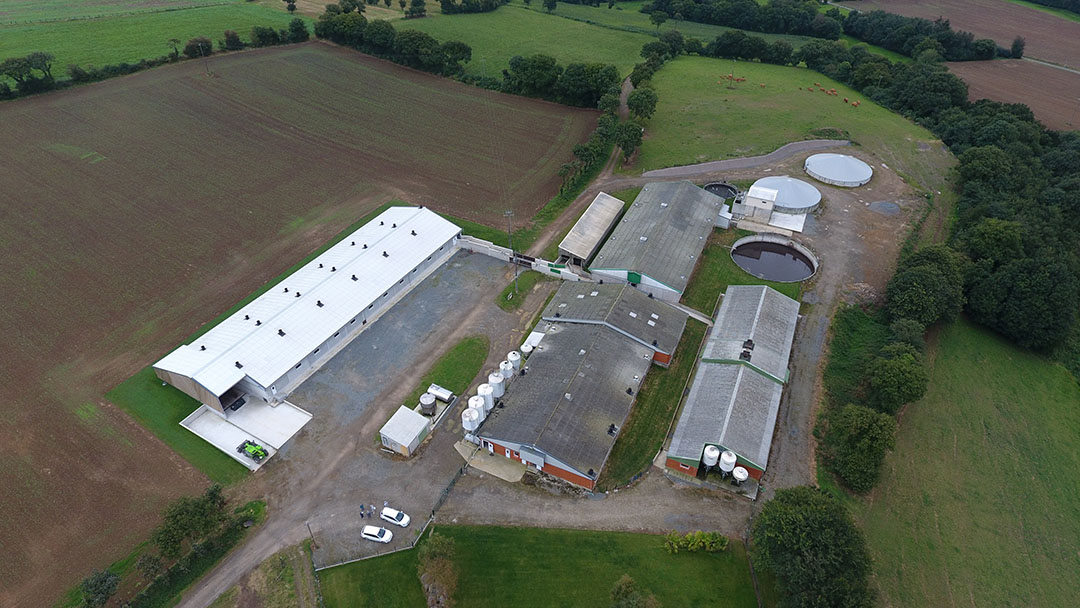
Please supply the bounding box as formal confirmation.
[477,383,494,411]
[499,360,514,380]
[732,466,749,484]
[488,372,505,398]
[462,407,480,432]
[703,445,721,467]
[719,450,737,473]
[522,343,534,358]
[508,350,522,370]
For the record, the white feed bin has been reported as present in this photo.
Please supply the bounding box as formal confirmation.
[508,350,522,370]
[488,372,505,398]
[732,466,749,484]
[499,360,514,380]
[461,407,480,432]
[719,450,737,473]
[703,445,721,467]
[477,383,494,411]
[521,343,534,358]
[427,383,454,402]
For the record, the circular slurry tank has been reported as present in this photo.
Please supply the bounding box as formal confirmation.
[731,234,818,283]
[704,182,739,199]
[804,153,873,187]
[749,176,821,213]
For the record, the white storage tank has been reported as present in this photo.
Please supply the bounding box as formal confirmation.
[499,360,514,380]
[477,383,494,411]
[719,450,737,473]
[462,407,480,432]
[508,350,522,370]
[469,402,487,423]
[427,383,454,403]
[488,372,505,398]
[521,343,534,358]
[732,466,749,485]
[703,445,721,467]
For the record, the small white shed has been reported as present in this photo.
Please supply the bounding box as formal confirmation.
[380,406,431,457]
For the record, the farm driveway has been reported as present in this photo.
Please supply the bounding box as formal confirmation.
[176,251,559,607]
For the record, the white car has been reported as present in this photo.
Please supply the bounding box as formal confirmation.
[361,525,393,544]
[380,507,411,528]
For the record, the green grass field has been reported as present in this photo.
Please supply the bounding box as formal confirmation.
[682,229,801,315]
[496,270,548,311]
[1002,0,1080,23]
[399,5,652,77]
[636,56,952,194]
[854,320,1080,606]
[0,0,233,24]
[321,525,760,607]
[0,3,300,70]
[598,318,707,490]
[821,304,890,409]
[404,335,490,406]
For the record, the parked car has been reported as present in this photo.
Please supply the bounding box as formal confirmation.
[361,525,393,544]
[380,507,411,528]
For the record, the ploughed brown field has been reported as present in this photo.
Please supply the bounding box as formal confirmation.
[840,0,1080,69]
[0,41,595,606]
[948,59,1080,131]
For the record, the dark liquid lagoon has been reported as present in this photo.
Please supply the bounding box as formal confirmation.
[731,241,815,282]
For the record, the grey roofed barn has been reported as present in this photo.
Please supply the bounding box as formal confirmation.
[541,282,688,357]
[478,323,653,478]
[589,181,723,294]
[558,192,624,265]
[703,285,800,383]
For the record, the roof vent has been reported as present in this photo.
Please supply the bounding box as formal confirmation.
[739,350,752,361]
[648,293,654,299]
[352,274,358,281]
[363,244,368,249]
[200,345,206,351]
[278,329,286,337]
[564,393,572,401]
[383,251,389,258]
[317,300,324,308]
[380,221,384,226]
[554,312,561,318]
[626,388,633,395]
[392,223,397,228]
[331,266,336,272]
[743,339,755,350]
[599,279,604,285]
[639,236,648,242]
[661,202,669,208]
[588,468,595,477]
[255,320,261,326]
[608,424,617,435]
[318,263,323,268]
[351,241,355,246]
[652,339,658,346]
[295,292,301,298]
[244,315,249,320]
[284,287,289,293]
[235,361,243,369]
[411,230,417,236]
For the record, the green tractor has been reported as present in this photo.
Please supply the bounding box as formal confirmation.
[237,440,268,463]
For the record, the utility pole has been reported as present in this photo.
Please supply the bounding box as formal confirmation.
[505,209,518,296]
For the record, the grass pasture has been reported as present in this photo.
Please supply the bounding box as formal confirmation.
[403,335,490,407]
[321,525,760,607]
[0,0,232,24]
[0,3,300,71]
[0,43,595,606]
[637,56,952,194]
[855,320,1080,607]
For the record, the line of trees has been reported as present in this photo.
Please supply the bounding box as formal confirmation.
[996,0,1080,15]
[439,0,507,14]
[641,0,844,40]
[842,10,997,61]
[314,8,472,75]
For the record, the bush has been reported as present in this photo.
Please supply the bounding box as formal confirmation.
[664,530,729,554]
[826,404,897,493]
[888,318,926,353]
[866,343,928,414]
[182,37,214,59]
[80,570,119,607]
[886,245,965,327]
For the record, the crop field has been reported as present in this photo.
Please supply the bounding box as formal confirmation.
[637,56,954,194]
[837,0,1080,69]
[321,525,760,607]
[0,43,594,607]
[947,59,1080,131]
[399,5,653,77]
[854,320,1080,607]
[0,3,301,73]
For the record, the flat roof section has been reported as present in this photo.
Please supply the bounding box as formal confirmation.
[180,401,312,471]
[590,181,723,294]
[559,192,624,263]
[541,282,688,356]
[154,206,461,395]
[479,323,654,478]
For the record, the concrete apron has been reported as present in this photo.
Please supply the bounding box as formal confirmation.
[454,440,526,483]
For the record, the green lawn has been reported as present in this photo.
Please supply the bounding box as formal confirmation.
[853,320,1080,607]
[598,318,707,490]
[636,56,953,194]
[321,525,760,607]
[404,335,490,407]
[495,270,548,311]
[0,3,301,70]
[682,229,801,315]
[0,0,233,24]
[1003,0,1080,23]
[399,4,653,77]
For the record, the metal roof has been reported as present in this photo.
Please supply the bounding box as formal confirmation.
[589,181,723,294]
[541,282,687,355]
[154,207,460,395]
[558,192,624,262]
[380,406,430,445]
[804,153,873,187]
[749,176,821,211]
[479,323,654,478]
[667,285,800,470]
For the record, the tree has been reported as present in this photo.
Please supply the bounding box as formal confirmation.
[339,0,361,12]
[364,19,395,50]
[888,318,926,353]
[866,343,928,414]
[751,487,873,608]
[640,41,672,63]
[627,87,658,120]
[384,0,392,6]
[442,40,472,72]
[136,554,163,581]
[25,51,55,81]
[614,120,643,161]
[80,570,120,608]
[400,0,406,9]
[886,245,965,327]
[393,29,443,69]
[827,404,897,493]
[650,10,668,31]
[1011,36,1026,59]
[543,0,556,12]
[684,37,704,55]
[659,29,684,55]
[283,0,298,12]
[168,38,182,60]
[152,484,228,558]
[0,57,32,86]
[288,18,311,43]
[597,92,619,115]
[504,54,562,97]
[610,574,660,608]
[183,37,214,59]
[251,25,282,47]
[406,0,427,17]
[223,30,244,51]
